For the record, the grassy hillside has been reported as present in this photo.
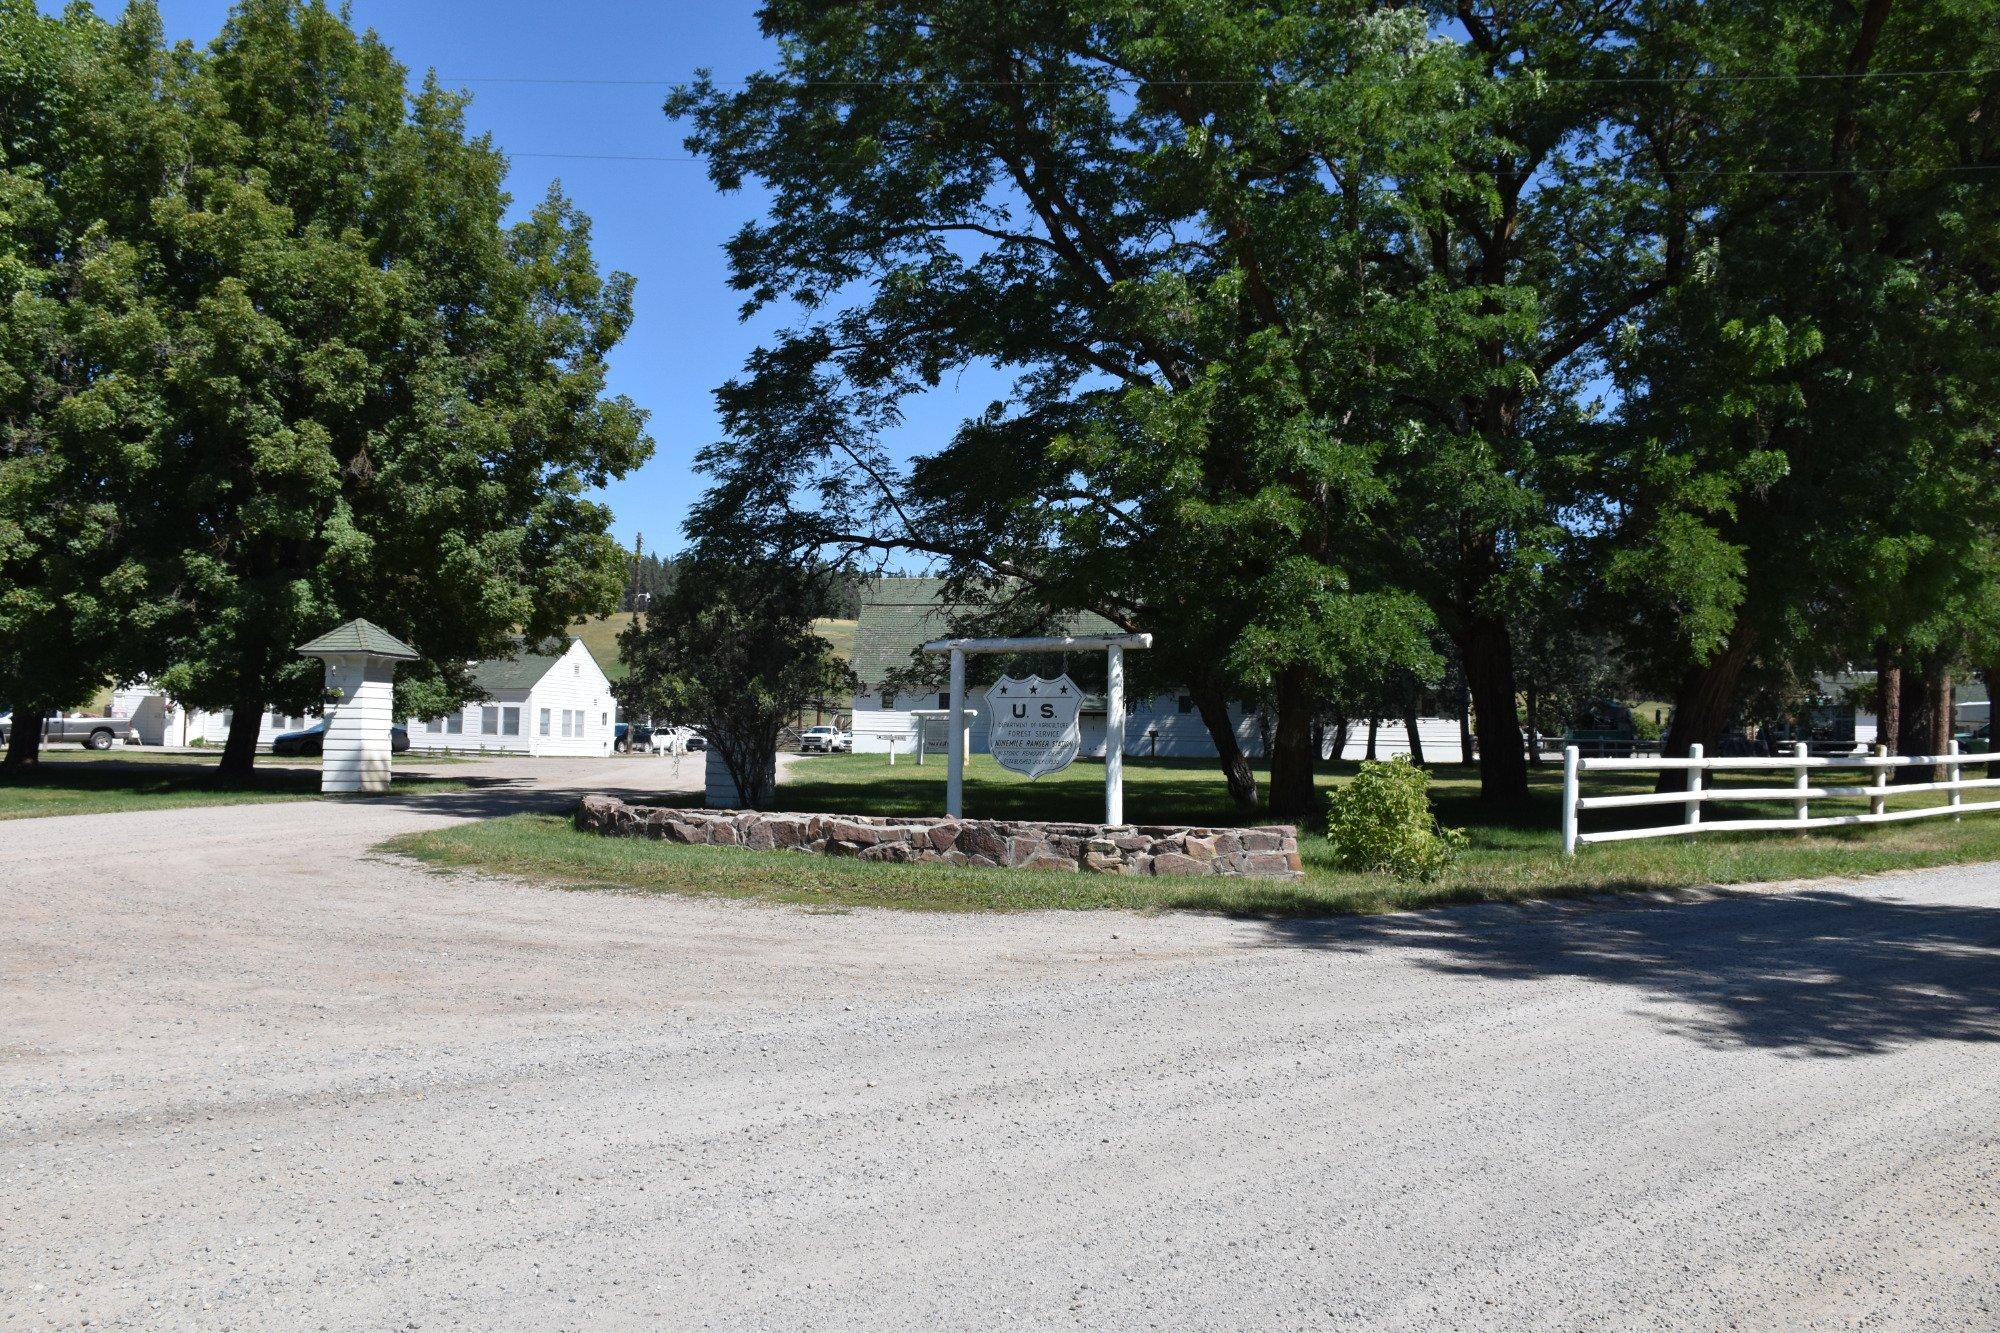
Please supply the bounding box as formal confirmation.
[569,613,858,683]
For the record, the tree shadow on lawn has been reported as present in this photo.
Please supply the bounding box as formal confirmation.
[1259,884,2000,1058]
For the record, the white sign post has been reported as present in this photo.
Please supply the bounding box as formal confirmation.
[921,633,1152,825]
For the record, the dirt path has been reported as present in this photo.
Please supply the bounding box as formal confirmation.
[2,762,1997,1329]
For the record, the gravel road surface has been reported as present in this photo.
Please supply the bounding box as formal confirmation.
[3,755,1997,1329]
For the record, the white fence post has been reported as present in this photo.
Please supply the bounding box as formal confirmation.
[1950,738,1963,821]
[1561,745,1580,856]
[1793,741,1811,823]
[1870,743,1889,818]
[1685,742,1704,839]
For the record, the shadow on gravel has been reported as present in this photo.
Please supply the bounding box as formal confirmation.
[371,778,701,822]
[1265,889,2000,1057]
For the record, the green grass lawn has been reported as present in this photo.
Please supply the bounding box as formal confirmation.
[0,755,465,821]
[382,751,2000,917]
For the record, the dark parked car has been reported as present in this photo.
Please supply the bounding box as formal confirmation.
[270,721,411,757]
[613,722,655,754]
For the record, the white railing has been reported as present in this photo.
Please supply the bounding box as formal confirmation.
[1560,741,2000,855]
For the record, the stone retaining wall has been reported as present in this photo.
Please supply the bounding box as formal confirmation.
[574,795,1304,880]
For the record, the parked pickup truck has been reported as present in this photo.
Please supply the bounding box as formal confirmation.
[0,710,139,750]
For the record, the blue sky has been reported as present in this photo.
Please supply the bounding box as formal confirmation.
[114,0,988,556]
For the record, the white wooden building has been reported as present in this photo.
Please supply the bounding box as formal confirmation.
[109,686,322,750]
[408,638,616,757]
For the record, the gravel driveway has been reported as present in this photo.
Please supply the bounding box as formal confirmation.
[3,757,1997,1329]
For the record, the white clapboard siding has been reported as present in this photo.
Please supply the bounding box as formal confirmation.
[322,654,397,793]
[704,745,742,808]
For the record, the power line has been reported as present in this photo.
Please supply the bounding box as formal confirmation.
[447,65,2000,90]
[504,150,2000,178]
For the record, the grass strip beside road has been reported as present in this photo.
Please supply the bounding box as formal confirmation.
[0,756,465,820]
[381,753,2000,917]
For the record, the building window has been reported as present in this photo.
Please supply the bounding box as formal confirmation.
[426,718,443,734]
[480,705,499,734]
[501,707,520,737]
[882,692,895,710]
[539,708,551,736]
[937,692,950,709]
[601,712,608,727]
[1177,695,1194,713]
[445,712,464,735]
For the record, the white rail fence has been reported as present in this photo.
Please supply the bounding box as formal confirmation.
[1561,741,2000,855]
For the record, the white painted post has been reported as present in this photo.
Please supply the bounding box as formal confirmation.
[1105,643,1126,827]
[1561,745,1580,856]
[1793,741,1811,823]
[1949,738,1963,821]
[946,647,966,819]
[1685,742,1704,839]
[1870,743,1889,818]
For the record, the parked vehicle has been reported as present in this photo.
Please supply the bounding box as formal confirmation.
[0,710,139,751]
[798,725,850,753]
[1562,700,1639,759]
[270,721,411,757]
[613,722,655,754]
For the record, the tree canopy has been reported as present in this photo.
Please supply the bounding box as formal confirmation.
[0,0,650,770]
[671,0,2000,812]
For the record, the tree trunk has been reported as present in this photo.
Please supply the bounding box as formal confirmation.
[1656,619,1757,793]
[1459,684,1474,765]
[1364,717,1378,761]
[218,701,265,779]
[1875,642,1901,754]
[1330,713,1349,763]
[1265,669,1317,819]
[1403,692,1426,767]
[3,707,47,769]
[1524,684,1542,765]
[1897,658,1950,783]
[1459,615,1529,803]
[1188,680,1258,812]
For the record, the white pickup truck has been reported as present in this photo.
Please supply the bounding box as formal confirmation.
[0,710,140,750]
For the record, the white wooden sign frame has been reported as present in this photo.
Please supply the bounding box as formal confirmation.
[920,633,1153,825]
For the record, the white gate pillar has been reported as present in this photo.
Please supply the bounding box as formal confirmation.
[945,647,967,819]
[295,619,420,795]
[1105,643,1126,826]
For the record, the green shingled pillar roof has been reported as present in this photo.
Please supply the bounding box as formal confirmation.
[294,618,421,661]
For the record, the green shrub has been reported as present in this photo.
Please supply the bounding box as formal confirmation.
[1326,758,1466,882]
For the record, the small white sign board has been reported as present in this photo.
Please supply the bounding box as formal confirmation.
[984,674,1082,779]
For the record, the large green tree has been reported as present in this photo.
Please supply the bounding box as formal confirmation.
[0,0,179,767]
[671,2,1492,815]
[1600,0,2000,775]
[143,0,651,773]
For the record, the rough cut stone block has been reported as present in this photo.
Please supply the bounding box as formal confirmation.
[828,819,880,847]
[1150,852,1206,877]
[1241,852,1295,875]
[709,824,739,847]
[1183,834,1220,862]
[1240,830,1285,853]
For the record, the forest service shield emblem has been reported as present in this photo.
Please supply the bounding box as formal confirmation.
[983,674,1083,779]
